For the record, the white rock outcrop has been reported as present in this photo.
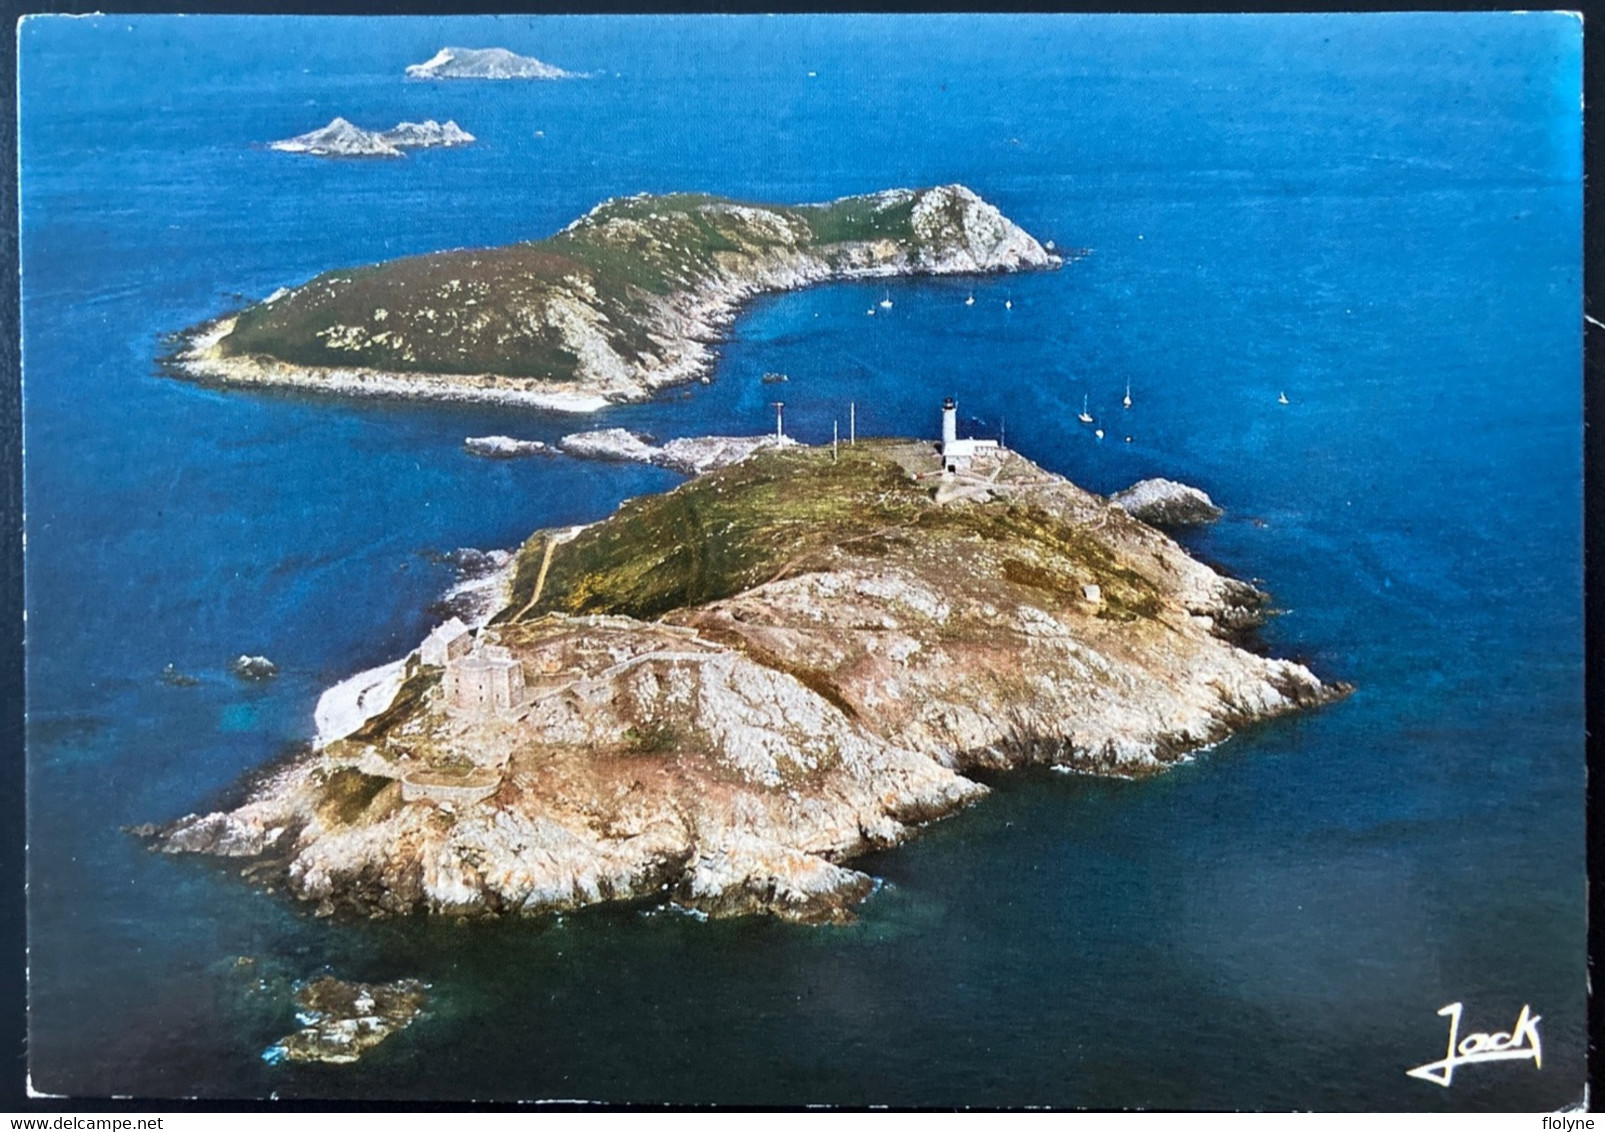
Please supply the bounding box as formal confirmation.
[464,435,550,458]
[269,117,475,159]
[376,119,476,148]
[558,430,782,474]
[1110,478,1224,527]
[406,46,576,81]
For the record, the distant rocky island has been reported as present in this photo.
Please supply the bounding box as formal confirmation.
[270,117,475,159]
[150,438,1346,924]
[406,46,577,81]
[166,184,1060,413]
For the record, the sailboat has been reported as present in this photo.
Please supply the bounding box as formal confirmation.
[1123,380,1132,410]
[1278,391,1290,405]
[1078,394,1094,425]
[879,289,893,310]
[965,293,975,306]
[1004,298,1013,310]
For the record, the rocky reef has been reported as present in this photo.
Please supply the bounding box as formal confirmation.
[264,977,429,1065]
[166,185,1059,411]
[151,440,1345,925]
[269,117,475,159]
[406,46,577,81]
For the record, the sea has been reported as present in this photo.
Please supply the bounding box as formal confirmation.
[17,13,1585,1109]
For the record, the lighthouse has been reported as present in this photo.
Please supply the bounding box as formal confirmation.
[940,396,999,474]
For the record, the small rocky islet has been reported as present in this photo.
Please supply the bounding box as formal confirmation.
[405,46,578,81]
[151,438,1347,925]
[264,976,430,1065]
[269,117,475,159]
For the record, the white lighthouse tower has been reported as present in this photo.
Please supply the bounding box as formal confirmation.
[940,396,999,474]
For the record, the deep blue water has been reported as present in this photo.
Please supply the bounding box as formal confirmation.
[18,14,1583,1108]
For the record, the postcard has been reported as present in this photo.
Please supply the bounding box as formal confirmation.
[16,12,1586,1110]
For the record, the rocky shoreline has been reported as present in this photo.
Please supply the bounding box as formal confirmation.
[149,440,1347,925]
[164,185,1060,411]
[557,428,788,474]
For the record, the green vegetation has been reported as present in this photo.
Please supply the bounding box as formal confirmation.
[315,768,394,826]
[351,669,439,743]
[493,442,1163,626]
[217,190,930,382]
[497,444,916,622]
[623,721,683,755]
[796,194,917,245]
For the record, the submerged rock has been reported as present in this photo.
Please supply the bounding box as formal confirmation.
[264,976,429,1065]
[406,46,577,81]
[161,663,200,687]
[1110,477,1224,527]
[156,441,1346,926]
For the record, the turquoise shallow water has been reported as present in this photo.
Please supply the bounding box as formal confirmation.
[19,13,1584,1107]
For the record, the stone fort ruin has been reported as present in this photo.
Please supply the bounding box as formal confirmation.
[443,641,529,717]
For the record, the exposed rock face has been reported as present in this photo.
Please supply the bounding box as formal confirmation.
[376,119,475,149]
[270,117,404,158]
[269,117,475,159]
[556,428,659,465]
[558,429,782,474]
[264,977,429,1065]
[167,185,1059,409]
[1111,477,1224,527]
[406,46,576,81]
[153,442,1345,925]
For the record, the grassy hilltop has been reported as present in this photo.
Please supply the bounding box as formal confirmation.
[225,192,932,379]
[496,441,1164,626]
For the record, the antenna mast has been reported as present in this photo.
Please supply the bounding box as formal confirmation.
[771,400,785,443]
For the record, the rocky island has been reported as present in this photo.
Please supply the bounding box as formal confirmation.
[406,46,577,81]
[152,438,1345,924]
[269,117,475,159]
[166,185,1060,412]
